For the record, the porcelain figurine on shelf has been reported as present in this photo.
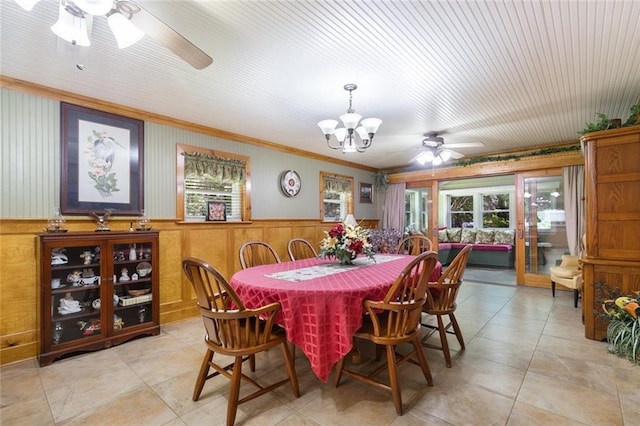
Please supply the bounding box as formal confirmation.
[81,251,93,265]
[51,248,68,265]
[58,292,81,315]
[120,267,130,282]
[67,270,82,286]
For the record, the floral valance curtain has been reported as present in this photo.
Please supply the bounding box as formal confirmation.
[182,152,246,183]
[323,175,352,194]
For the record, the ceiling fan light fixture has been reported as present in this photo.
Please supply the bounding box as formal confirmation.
[415,150,434,165]
[440,149,452,161]
[14,0,40,11]
[107,11,144,48]
[51,3,90,46]
[317,83,381,153]
[72,0,113,16]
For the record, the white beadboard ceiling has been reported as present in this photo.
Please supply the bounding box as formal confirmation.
[1,0,639,170]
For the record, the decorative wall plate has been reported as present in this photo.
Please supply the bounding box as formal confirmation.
[280,170,301,197]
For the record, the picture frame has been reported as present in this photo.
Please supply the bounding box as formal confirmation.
[359,182,373,204]
[206,201,227,221]
[60,102,144,215]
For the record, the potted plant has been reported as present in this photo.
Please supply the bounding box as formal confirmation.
[602,292,640,365]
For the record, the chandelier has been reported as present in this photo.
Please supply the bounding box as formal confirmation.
[15,0,145,49]
[317,84,382,153]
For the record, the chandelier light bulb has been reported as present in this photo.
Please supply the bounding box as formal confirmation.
[339,112,362,129]
[333,128,348,143]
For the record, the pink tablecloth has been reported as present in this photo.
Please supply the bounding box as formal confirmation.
[229,254,441,382]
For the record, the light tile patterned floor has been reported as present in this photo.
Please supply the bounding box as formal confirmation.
[2,281,637,425]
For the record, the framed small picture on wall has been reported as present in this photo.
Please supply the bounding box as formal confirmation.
[206,201,227,221]
[359,183,373,204]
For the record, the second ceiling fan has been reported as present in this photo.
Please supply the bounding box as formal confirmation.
[413,132,484,165]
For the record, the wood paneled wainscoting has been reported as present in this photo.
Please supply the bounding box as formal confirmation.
[0,218,378,365]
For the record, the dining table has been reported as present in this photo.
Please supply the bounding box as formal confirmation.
[229,254,442,382]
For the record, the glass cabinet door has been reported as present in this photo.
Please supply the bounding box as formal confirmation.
[47,242,104,347]
[110,239,154,330]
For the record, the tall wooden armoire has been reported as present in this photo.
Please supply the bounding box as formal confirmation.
[581,125,640,340]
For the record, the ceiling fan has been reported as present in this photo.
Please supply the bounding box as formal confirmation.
[413,131,484,165]
[15,0,213,69]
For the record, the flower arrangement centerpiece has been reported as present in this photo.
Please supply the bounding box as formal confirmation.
[602,290,640,365]
[319,220,375,265]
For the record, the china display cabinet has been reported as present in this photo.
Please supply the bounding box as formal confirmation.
[581,125,640,340]
[38,231,160,366]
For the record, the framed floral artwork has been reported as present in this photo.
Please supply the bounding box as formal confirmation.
[206,201,227,221]
[60,102,144,215]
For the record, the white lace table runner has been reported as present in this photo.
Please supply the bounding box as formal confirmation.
[265,255,402,282]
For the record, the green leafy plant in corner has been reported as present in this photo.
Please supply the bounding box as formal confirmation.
[596,282,640,365]
[373,171,389,192]
[579,103,640,135]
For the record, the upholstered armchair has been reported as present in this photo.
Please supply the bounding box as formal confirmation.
[550,254,582,308]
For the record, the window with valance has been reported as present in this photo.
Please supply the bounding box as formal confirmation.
[320,172,353,221]
[177,144,251,221]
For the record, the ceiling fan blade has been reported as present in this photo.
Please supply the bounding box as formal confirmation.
[441,142,484,148]
[121,1,213,69]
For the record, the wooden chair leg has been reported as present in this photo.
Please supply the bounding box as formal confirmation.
[551,281,556,297]
[574,289,579,308]
[450,314,465,351]
[227,356,243,426]
[281,341,300,397]
[437,315,452,368]
[411,337,433,385]
[193,349,213,401]
[333,357,345,387]
[385,344,402,415]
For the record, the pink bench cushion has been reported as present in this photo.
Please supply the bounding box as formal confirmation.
[444,243,512,251]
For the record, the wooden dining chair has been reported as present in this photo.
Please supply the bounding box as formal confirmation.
[334,251,439,415]
[421,244,472,367]
[287,238,318,261]
[182,257,299,426]
[395,235,433,256]
[239,241,281,269]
